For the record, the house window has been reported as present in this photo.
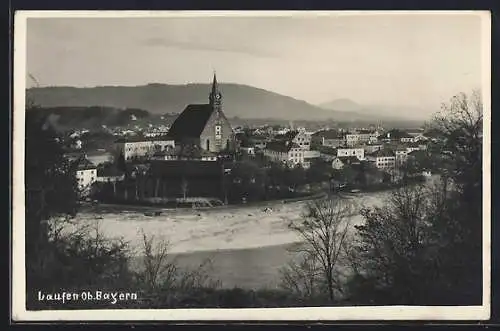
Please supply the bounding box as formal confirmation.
[206,139,210,151]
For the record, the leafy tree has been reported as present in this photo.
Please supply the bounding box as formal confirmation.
[346,91,484,305]
[25,110,79,289]
[347,185,431,304]
[179,142,202,159]
[115,150,127,174]
[338,165,357,185]
[285,164,307,190]
[228,161,265,202]
[24,107,134,308]
[306,160,332,183]
[426,90,483,304]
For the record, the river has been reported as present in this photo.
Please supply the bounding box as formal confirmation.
[71,188,399,289]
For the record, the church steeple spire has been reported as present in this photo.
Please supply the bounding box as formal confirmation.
[209,71,222,111]
[211,71,218,95]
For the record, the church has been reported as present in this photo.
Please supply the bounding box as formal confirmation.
[167,73,236,155]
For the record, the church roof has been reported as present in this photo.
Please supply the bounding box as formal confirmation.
[167,104,214,140]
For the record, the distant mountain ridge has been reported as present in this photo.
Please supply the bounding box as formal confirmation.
[26,83,417,122]
[319,98,363,112]
[319,98,431,121]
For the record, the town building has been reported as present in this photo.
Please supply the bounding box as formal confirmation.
[331,156,361,170]
[366,149,396,170]
[275,130,311,151]
[400,134,417,143]
[167,73,236,154]
[395,148,409,165]
[303,150,320,162]
[323,137,345,148]
[406,142,423,153]
[115,136,175,161]
[362,143,384,154]
[150,149,218,162]
[263,141,308,168]
[312,129,346,148]
[143,126,170,138]
[240,146,256,156]
[251,137,269,150]
[337,147,365,160]
[345,129,379,146]
[73,157,97,196]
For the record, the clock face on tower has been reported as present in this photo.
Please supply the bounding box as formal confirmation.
[215,93,221,100]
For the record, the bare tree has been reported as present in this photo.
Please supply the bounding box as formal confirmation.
[180,177,189,200]
[282,197,355,302]
[431,90,483,185]
[138,230,177,292]
[279,250,323,302]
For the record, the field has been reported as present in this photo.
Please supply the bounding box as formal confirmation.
[69,191,391,288]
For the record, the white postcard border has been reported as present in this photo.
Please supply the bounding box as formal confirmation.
[11,10,492,321]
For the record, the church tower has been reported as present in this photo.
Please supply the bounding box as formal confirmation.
[208,72,222,113]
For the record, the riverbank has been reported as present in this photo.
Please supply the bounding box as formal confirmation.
[72,190,386,254]
[130,242,304,289]
[67,189,395,289]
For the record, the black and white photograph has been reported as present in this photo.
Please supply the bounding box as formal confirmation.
[12,11,491,321]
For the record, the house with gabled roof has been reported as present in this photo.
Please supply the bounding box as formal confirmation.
[73,156,97,196]
[366,149,396,170]
[331,156,361,170]
[263,140,309,168]
[114,135,175,161]
[274,130,311,151]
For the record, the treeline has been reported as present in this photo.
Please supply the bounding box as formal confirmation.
[24,91,483,308]
[26,105,178,131]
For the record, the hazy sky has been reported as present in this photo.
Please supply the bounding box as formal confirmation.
[25,13,485,113]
